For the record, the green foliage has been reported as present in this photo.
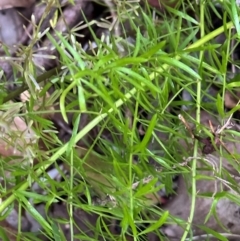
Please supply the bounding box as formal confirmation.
[1,0,240,240]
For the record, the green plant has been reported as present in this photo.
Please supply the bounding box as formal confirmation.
[1,1,240,241]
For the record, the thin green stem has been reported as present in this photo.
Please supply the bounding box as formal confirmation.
[219,28,232,190]
[129,91,140,241]
[70,150,74,241]
[17,204,21,241]
[180,2,205,240]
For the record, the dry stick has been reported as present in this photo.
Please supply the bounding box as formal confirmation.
[178,114,195,138]
[215,112,234,135]
[0,18,236,216]
[2,66,61,103]
[215,100,240,163]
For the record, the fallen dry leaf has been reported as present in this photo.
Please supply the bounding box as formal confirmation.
[224,90,240,110]
[0,0,35,10]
